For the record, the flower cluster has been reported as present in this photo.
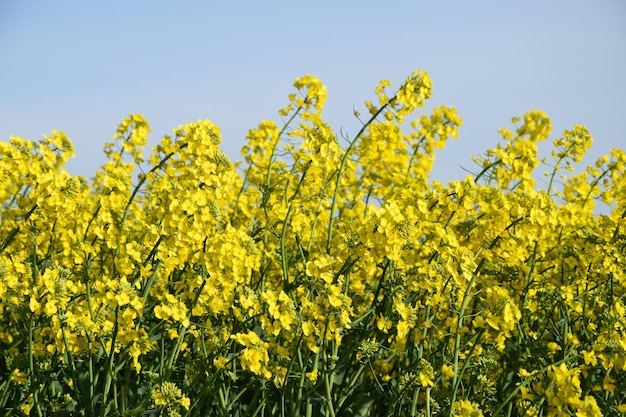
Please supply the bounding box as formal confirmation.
[1,70,625,416]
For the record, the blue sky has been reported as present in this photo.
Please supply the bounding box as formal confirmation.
[1,1,624,185]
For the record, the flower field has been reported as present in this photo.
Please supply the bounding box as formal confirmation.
[1,70,625,416]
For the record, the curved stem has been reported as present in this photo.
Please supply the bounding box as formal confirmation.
[326,97,396,254]
[448,257,485,417]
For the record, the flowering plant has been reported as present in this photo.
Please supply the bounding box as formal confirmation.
[1,70,625,416]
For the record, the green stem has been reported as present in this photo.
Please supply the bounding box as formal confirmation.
[263,106,303,203]
[306,351,320,417]
[60,323,83,404]
[491,353,577,416]
[326,97,395,254]
[163,276,206,383]
[0,203,39,255]
[324,371,336,417]
[101,306,120,417]
[582,166,611,208]
[410,389,419,417]
[546,155,566,196]
[474,158,502,184]
[28,315,43,417]
[448,257,485,417]
[335,364,366,411]
[280,163,310,286]
[119,144,185,227]
[87,335,95,413]
[520,241,539,310]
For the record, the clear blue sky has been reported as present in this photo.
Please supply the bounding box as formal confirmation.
[1,1,624,185]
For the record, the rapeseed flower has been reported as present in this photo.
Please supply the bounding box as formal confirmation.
[1,69,624,416]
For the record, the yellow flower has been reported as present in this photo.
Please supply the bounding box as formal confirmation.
[328,285,344,308]
[151,381,188,412]
[376,314,392,333]
[4,69,626,417]
[213,356,229,369]
[180,395,191,410]
[546,363,583,409]
[442,364,455,380]
[576,395,601,417]
[547,342,562,353]
[305,368,319,383]
[603,374,616,392]
[20,401,32,416]
[10,369,27,385]
[582,350,597,366]
[452,399,484,417]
